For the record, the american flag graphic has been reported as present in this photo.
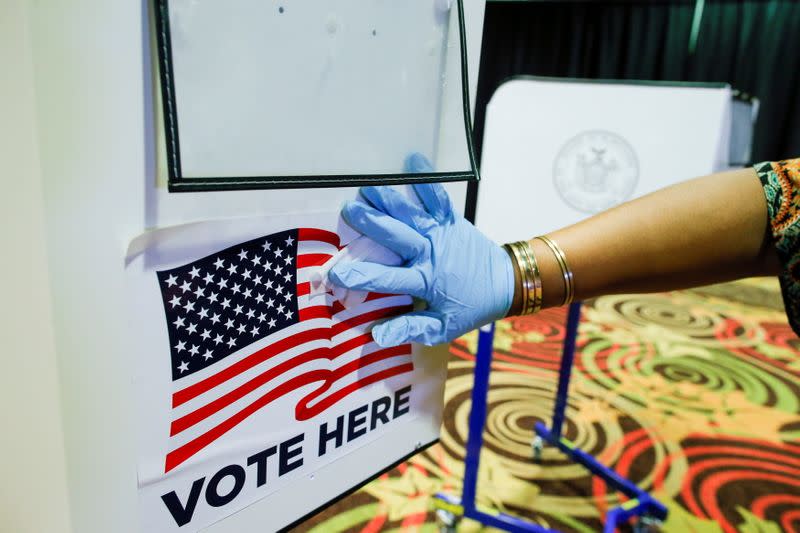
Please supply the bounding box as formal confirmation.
[156,228,413,473]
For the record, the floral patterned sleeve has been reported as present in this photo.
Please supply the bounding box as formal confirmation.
[755,158,800,335]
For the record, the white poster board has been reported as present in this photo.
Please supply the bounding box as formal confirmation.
[476,78,733,242]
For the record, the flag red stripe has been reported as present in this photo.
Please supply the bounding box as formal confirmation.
[171,346,331,436]
[297,282,310,297]
[172,305,408,407]
[298,228,340,248]
[298,305,332,321]
[331,344,410,379]
[295,302,348,319]
[332,305,412,336]
[165,345,412,471]
[296,288,395,306]
[296,360,413,421]
[170,332,374,436]
[172,327,331,408]
[297,253,332,268]
[165,369,330,472]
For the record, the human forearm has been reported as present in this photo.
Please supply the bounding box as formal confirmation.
[513,167,780,311]
[329,157,783,346]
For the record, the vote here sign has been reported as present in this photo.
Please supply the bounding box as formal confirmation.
[125,213,444,532]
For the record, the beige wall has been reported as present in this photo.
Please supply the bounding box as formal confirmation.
[0,0,486,530]
[0,1,72,532]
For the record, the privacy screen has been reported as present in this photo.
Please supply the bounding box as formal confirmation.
[155,0,478,191]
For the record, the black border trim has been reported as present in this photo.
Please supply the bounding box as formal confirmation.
[277,438,439,532]
[154,0,479,192]
[154,0,183,182]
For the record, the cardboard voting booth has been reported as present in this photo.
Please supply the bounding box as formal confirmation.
[3,1,487,532]
[476,77,738,243]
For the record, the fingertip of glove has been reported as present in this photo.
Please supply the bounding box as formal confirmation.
[341,199,367,225]
[404,152,434,174]
[359,185,388,209]
[413,183,453,223]
[372,323,405,348]
[327,264,348,286]
[340,199,355,217]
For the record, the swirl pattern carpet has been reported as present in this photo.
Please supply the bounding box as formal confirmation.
[299,278,800,532]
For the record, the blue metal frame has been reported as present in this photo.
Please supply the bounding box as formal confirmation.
[433,303,668,532]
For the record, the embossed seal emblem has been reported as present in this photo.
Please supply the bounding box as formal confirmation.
[553,130,639,214]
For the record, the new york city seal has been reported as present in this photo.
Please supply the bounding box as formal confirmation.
[553,130,639,214]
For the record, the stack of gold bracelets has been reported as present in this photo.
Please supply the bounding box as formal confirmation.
[504,236,574,315]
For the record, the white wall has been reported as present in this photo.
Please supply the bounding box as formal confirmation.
[0,2,72,531]
[27,1,147,531]
[4,1,487,532]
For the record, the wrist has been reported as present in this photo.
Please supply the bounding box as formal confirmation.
[502,240,542,316]
[529,238,567,308]
[503,236,574,316]
[503,245,524,316]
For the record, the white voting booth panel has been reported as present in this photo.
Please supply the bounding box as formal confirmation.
[477,78,732,242]
[2,2,487,533]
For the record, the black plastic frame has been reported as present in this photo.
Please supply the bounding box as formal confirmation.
[154,0,480,192]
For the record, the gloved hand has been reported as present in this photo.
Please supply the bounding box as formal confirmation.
[309,233,403,308]
[328,153,515,347]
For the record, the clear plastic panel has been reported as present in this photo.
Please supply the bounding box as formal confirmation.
[156,0,475,189]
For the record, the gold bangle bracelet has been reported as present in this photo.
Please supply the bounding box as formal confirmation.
[517,240,542,314]
[535,235,574,306]
[504,240,542,315]
[508,242,532,314]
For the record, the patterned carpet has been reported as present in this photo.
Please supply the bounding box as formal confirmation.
[298,279,800,533]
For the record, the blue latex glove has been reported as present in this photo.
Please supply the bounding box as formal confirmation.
[328,153,515,347]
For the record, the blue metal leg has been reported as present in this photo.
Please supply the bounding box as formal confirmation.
[550,302,583,438]
[434,305,668,532]
[534,422,668,522]
[461,323,495,508]
[434,323,557,533]
[535,301,669,525]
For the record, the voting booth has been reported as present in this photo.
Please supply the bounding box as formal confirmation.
[3,1,487,532]
[477,77,742,242]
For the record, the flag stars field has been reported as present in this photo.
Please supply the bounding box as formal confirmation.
[157,231,299,379]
